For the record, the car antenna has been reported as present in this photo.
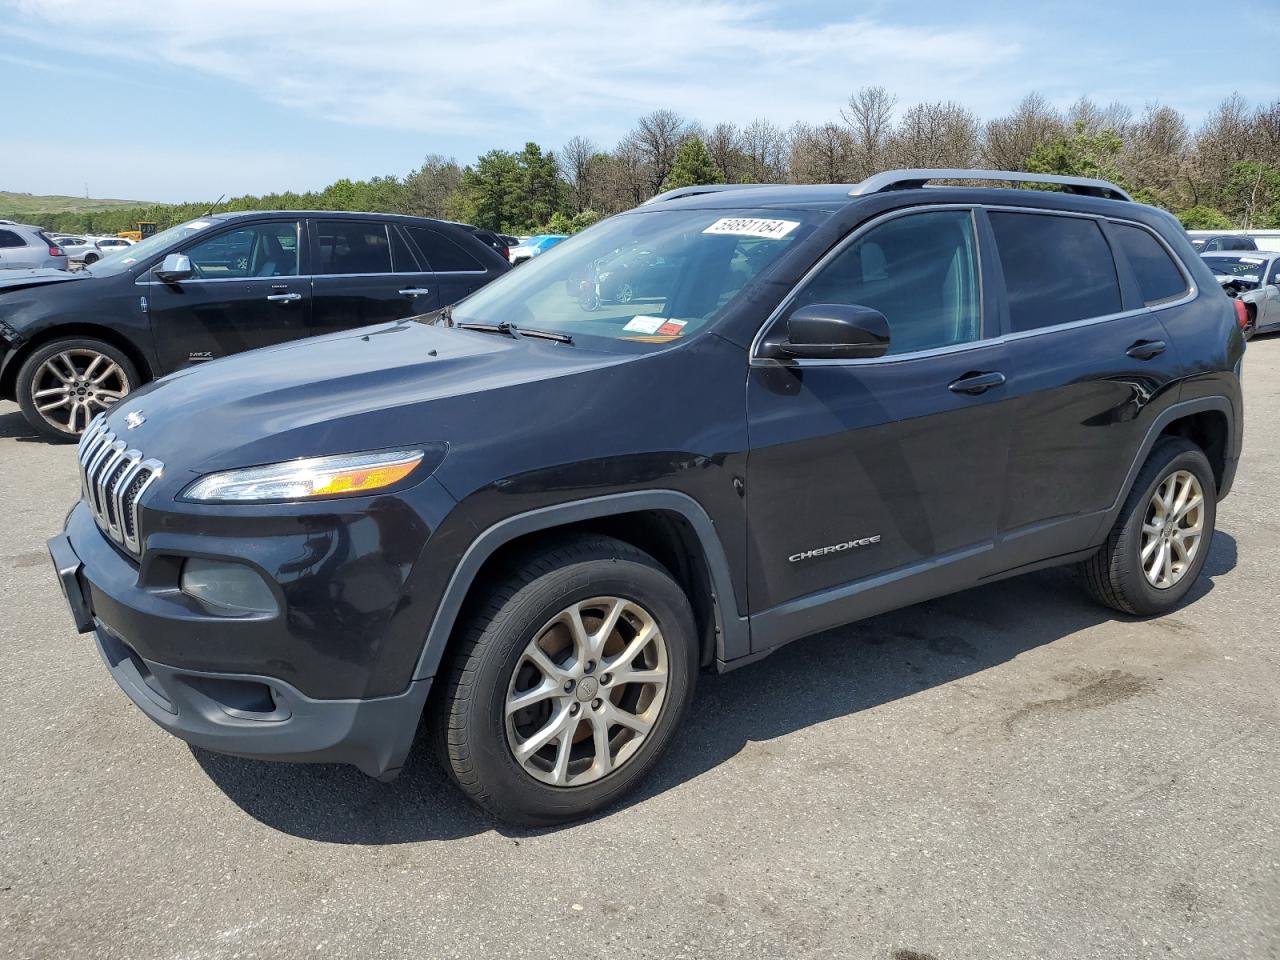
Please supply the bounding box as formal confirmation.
[203,194,226,216]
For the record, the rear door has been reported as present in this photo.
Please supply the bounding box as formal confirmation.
[745,207,1013,649]
[146,219,310,372]
[308,219,435,336]
[402,223,500,306]
[988,209,1186,568]
[1263,257,1280,328]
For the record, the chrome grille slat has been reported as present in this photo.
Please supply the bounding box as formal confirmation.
[75,414,163,557]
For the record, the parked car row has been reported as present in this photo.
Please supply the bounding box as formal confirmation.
[50,234,134,266]
[509,233,567,264]
[1203,250,1280,338]
[0,211,509,439]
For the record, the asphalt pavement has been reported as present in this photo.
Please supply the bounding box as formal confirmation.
[2,342,1278,960]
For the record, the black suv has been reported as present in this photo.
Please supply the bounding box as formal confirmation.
[0,211,509,440]
[48,170,1244,825]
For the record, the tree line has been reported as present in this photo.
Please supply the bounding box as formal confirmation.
[12,89,1280,237]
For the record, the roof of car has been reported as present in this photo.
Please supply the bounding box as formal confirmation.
[209,210,455,225]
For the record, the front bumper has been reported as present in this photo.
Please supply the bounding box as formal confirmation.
[47,495,447,779]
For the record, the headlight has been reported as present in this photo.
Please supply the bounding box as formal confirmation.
[183,448,430,503]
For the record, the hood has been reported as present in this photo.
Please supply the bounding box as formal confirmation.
[101,320,628,479]
[0,268,87,294]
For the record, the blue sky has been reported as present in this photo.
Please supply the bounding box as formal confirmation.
[3,0,1278,203]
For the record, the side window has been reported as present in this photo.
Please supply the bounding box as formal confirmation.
[1109,222,1188,304]
[315,221,392,275]
[789,209,981,356]
[0,230,26,249]
[406,226,486,272]
[1204,238,1221,251]
[389,225,420,272]
[1269,259,1280,286]
[183,222,299,279]
[989,212,1121,332]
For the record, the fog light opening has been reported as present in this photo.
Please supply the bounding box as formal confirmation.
[180,558,279,616]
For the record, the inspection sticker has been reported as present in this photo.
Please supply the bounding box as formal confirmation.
[703,217,799,239]
[656,319,687,336]
[623,315,666,334]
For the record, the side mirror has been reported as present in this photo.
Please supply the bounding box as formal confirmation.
[759,303,890,361]
[155,253,193,283]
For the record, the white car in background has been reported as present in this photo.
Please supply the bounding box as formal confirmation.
[92,237,134,258]
[53,236,105,265]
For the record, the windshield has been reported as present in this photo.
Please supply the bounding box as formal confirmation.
[445,208,819,350]
[86,219,218,277]
[1204,255,1268,280]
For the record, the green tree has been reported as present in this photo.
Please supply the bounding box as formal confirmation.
[1175,206,1232,229]
[662,137,723,189]
[1026,121,1126,185]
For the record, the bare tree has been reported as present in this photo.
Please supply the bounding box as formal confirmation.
[1068,97,1132,137]
[892,101,980,169]
[627,109,692,195]
[841,85,897,178]
[1188,93,1258,208]
[1119,103,1188,202]
[401,154,462,218]
[705,122,746,183]
[788,122,853,183]
[740,118,788,182]
[560,136,599,213]
[981,92,1065,170]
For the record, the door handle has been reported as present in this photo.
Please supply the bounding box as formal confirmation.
[399,288,431,297]
[1126,339,1166,360]
[948,371,1006,395]
[266,292,302,303]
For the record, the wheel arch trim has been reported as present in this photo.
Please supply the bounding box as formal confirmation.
[1101,395,1236,533]
[411,490,749,681]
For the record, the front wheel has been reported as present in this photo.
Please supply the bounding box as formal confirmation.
[16,338,138,441]
[433,536,698,825]
[1081,437,1217,615]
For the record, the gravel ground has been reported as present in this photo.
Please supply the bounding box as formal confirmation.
[2,341,1278,960]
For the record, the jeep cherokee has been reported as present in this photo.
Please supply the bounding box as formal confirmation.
[48,169,1244,824]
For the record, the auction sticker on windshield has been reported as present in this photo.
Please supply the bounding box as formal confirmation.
[703,217,800,240]
[623,316,667,334]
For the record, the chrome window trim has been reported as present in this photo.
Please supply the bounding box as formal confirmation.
[749,203,1199,368]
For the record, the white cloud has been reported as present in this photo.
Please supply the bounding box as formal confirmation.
[6,0,1024,140]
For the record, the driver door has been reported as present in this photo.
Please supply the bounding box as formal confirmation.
[145,220,311,373]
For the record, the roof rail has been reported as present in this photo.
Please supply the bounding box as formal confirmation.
[849,168,1132,202]
[641,184,770,205]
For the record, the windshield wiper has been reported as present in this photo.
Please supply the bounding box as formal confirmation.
[456,321,573,345]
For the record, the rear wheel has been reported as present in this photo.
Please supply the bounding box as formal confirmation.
[16,338,138,441]
[1081,438,1216,615]
[433,536,698,825]
[1244,303,1257,340]
[83,253,100,265]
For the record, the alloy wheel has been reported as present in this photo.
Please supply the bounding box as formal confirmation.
[505,596,669,787]
[30,349,131,435]
[615,282,634,304]
[1141,469,1205,589]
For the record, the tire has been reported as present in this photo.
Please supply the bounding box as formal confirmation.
[1244,304,1256,341]
[1081,437,1217,616]
[16,337,139,442]
[83,253,99,265]
[433,535,698,825]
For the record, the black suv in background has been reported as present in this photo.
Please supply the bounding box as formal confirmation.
[0,211,509,440]
[49,170,1244,825]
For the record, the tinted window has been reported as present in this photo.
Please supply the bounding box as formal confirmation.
[1110,223,1187,304]
[183,222,299,279]
[406,226,485,272]
[389,226,420,271]
[1225,237,1256,251]
[791,209,981,355]
[1269,259,1280,285]
[989,212,1121,332]
[0,230,26,249]
[315,221,392,275]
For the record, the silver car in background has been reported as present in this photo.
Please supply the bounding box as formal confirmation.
[1205,251,1280,339]
[0,224,69,270]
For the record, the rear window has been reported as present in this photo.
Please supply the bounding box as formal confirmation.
[315,221,393,275]
[1109,223,1187,304]
[989,212,1122,332]
[406,226,486,272]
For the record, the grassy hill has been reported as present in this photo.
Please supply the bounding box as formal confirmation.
[0,191,152,219]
